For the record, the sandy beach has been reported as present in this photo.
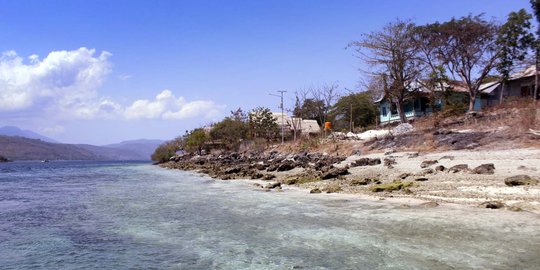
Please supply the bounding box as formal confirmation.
[293,148,540,213]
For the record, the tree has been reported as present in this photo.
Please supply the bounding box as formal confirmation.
[183,128,208,155]
[496,9,534,103]
[330,92,378,131]
[308,82,341,126]
[151,137,183,163]
[531,0,540,103]
[435,15,500,111]
[248,107,279,141]
[210,109,249,150]
[293,98,325,124]
[415,23,450,110]
[350,19,422,123]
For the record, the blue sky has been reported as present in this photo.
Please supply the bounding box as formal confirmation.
[0,0,532,144]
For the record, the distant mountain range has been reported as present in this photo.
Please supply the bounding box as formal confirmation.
[104,139,165,160]
[0,126,58,143]
[0,126,164,161]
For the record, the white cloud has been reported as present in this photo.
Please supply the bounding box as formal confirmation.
[0,47,111,114]
[0,48,225,122]
[125,90,224,120]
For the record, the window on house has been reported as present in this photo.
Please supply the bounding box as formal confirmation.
[382,107,387,116]
[404,102,413,113]
[390,103,398,115]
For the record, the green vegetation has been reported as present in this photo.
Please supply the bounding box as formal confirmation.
[248,107,279,141]
[370,181,414,192]
[330,92,378,131]
[210,109,249,151]
[151,137,182,163]
[184,128,208,155]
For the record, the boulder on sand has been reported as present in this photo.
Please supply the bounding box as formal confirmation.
[321,167,349,180]
[392,123,415,136]
[448,164,469,173]
[472,163,495,174]
[351,158,381,167]
[504,175,538,186]
[420,160,438,168]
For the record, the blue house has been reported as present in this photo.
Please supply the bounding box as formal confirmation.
[375,81,468,125]
[376,66,539,125]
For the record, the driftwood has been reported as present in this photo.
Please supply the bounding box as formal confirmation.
[529,129,540,137]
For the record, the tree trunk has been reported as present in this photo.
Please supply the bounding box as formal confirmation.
[396,100,407,123]
[469,92,476,112]
[499,82,505,105]
[535,56,539,104]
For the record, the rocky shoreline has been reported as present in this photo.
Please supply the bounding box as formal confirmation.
[160,147,540,213]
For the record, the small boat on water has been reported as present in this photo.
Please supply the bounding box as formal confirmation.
[41,160,49,163]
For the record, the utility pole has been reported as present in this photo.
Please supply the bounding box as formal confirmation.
[269,91,287,144]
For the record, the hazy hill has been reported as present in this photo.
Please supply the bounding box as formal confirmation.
[0,126,58,143]
[0,136,143,161]
[105,139,164,160]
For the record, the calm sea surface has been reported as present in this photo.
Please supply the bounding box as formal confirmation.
[0,161,539,269]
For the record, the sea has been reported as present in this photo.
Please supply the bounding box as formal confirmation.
[0,161,539,270]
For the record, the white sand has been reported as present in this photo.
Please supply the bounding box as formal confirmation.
[299,148,540,212]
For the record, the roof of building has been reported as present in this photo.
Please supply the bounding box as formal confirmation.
[479,81,501,94]
[271,112,290,126]
[300,119,321,134]
[509,65,537,80]
[374,79,468,103]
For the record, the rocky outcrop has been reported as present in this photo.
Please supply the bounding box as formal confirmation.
[161,150,347,182]
[504,175,539,186]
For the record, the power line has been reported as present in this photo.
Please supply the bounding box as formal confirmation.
[269,90,287,144]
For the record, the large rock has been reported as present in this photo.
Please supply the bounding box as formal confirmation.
[392,123,415,136]
[276,160,297,172]
[350,177,380,185]
[472,163,495,174]
[264,182,281,189]
[479,201,505,209]
[420,160,438,168]
[351,158,381,167]
[321,167,349,180]
[504,175,538,186]
[383,158,397,167]
[448,164,469,173]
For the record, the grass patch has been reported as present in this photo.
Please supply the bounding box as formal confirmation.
[370,180,414,192]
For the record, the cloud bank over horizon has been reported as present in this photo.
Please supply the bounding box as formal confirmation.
[0,47,225,127]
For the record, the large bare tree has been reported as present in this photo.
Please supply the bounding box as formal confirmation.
[434,15,500,112]
[350,20,423,123]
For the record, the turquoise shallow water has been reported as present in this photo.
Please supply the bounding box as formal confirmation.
[0,161,539,270]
